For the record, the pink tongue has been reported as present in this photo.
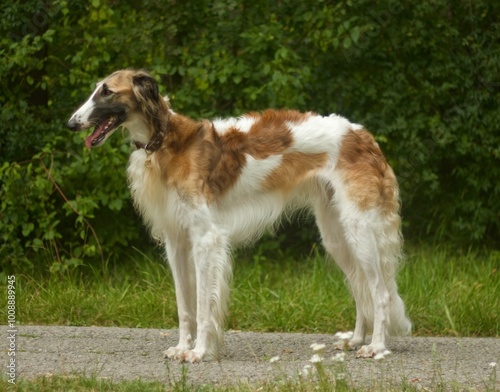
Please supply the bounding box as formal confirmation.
[85,123,105,149]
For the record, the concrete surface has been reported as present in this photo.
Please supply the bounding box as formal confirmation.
[7,325,500,389]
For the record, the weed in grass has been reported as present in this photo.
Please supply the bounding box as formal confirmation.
[170,364,190,392]
[291,343,353,391]
[484,362,497,392]
[429,343,446,391]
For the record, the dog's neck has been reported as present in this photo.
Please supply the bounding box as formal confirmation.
[125,101,173,153]
[126,102,204,155]
[133,131,164,152]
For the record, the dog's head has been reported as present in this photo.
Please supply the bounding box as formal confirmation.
[67,69,162,148]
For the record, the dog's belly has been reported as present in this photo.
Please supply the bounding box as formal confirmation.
[214,192,287,245]
[214,179,319,245]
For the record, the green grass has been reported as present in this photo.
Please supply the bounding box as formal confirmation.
[4,376,166,392]
[1,243,498,337]
[401,244,499,337]
[4,361,498,392]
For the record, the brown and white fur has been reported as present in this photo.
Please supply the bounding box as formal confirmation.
[67,69,411,363]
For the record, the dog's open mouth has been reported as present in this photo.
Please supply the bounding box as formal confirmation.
[85,116,120,148]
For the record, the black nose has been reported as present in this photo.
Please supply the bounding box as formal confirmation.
[67,118,79,131]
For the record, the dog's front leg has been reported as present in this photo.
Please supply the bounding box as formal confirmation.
[180,225,232,363]
[163,235,197,361]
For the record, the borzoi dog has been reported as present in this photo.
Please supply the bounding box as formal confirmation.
[67,69,411,362]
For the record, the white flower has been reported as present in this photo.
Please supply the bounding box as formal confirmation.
[302,364,313,376]
[332,352,346,362]
[374,350,391,360]
[309,354,323,363]
[489,362,497,368]
[269,356,280,363]
[310,343,326,353]
[334,331,354,341]
[336,372,346,380]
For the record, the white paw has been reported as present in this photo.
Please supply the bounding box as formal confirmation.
[165,346,213,363]
[334,339,363,351]
[180,349,205,363]
[356,344,386,358]
[164,346,189,360]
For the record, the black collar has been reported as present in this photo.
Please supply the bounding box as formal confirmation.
[133,131,164,152]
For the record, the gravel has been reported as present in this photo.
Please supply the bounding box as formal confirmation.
[10,325,500,389]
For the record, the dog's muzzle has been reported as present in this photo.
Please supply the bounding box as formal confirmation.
[67,118,81,132]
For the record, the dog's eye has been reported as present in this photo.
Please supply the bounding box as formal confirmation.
[102,85,113,97]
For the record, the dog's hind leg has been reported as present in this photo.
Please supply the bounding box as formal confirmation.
[340,211,392,357]
[313,193,367,350]
[335,200,411,358]
[163,233,197,360]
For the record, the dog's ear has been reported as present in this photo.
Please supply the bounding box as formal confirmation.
[132,70,168,135]
[132,71,159,114]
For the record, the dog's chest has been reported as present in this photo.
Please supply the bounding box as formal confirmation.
[126,150,187,239]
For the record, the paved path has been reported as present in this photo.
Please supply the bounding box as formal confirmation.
[8,325,500,389]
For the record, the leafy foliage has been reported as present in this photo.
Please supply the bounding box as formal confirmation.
[1,0,498,272]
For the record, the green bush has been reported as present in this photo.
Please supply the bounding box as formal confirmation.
[1,0,498,272]
[333,1,500,242]
[0,134,142,272]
